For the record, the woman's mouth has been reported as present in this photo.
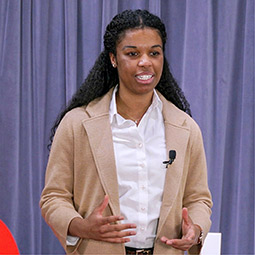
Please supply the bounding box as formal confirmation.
[135,73,155,84]
[136,74,153,81]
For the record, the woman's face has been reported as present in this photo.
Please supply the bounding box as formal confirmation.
[110,28,164,97]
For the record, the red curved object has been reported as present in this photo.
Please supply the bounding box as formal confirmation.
[0,220,19,254]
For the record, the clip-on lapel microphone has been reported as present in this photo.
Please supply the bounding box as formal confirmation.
[163,150,176,168]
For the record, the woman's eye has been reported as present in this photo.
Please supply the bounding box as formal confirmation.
[150,51,160,56]
[127,52,138,56]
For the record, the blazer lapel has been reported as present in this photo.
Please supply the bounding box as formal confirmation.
[156,93,190,235]
[82,89,121,216]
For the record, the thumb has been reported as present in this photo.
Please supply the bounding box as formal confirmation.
[182,207,190,226]
[95,195,109,215]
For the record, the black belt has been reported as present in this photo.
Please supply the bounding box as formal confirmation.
[125,246,153,255]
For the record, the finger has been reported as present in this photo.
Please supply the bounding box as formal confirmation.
[182,207,190,225]
[168,238,193,245]
[101,229,136,238]
[100,222,137,233]
[164,238,193,251]
[99,215,125,225]
[95,195,109,215]
[160,236,169,243]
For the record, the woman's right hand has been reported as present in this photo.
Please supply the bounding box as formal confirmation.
[68,195,137,243]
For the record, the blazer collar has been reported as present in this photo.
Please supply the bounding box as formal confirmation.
[84,88,188,128]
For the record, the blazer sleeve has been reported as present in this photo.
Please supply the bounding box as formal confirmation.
[39,112,83,252]
[183,120,213,254]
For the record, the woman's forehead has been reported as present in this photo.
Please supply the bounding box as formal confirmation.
[117,28,162,47]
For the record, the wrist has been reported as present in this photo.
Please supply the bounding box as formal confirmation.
[68,217,84,238]
[194,224,203,245]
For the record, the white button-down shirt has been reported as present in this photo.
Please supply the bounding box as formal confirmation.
[110,86,167,248]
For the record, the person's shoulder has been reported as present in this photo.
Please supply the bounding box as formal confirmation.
[172,104,199,131]
[59,106,89,130]
[158,93,199,130]
[64,107,88,120]
[167,103,204,145]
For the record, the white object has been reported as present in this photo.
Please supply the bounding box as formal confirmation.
[201,232,222,255]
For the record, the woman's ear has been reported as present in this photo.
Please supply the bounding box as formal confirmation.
[109,53,117,68]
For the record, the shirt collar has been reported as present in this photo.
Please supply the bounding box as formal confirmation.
[109,85,163,124]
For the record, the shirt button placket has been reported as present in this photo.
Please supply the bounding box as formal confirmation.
[138,140,148,243]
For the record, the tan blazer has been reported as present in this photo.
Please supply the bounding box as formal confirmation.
[40,88,212,254]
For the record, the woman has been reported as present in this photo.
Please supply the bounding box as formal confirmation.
[40,9,212,255]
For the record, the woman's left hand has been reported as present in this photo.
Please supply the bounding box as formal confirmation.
[160,208,201,251]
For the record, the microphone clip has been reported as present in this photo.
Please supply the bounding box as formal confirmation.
[163,150,176,168]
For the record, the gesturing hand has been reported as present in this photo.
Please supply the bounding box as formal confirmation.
[68,195,136,243]
[160,208,201,251]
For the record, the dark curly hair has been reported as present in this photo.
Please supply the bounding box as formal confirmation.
[49,9,191,147]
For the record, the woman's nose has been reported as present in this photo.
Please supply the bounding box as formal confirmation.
[138,55,152,67]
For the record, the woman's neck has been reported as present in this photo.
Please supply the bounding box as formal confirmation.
[116,89,153,124]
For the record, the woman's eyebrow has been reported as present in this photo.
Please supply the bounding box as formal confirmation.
[122,44,162,50]
[122,45,137,50]
[152,44,162,49]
